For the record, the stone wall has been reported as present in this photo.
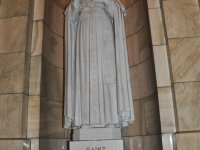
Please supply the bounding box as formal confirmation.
[147,0,200,149]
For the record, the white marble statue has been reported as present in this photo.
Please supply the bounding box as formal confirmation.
[64,0,134,129]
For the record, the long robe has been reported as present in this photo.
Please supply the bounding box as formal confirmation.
[64,0,134,128]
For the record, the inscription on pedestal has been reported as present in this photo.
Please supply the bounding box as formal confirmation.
[70,140,124,150]
[86,146,106,150]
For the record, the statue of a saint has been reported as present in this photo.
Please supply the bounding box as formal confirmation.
[64,0,134,129]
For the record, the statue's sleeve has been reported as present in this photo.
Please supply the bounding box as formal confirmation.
[64,1,80,128]
[112,0,135,127]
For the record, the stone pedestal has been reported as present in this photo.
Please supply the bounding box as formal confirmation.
[73,128,122,141]
[70,140,124,150]
[70,128,124,150]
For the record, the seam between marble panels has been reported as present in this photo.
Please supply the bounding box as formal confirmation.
[0,51,25,56]
[0,15,28,20]
[123,133,162,138]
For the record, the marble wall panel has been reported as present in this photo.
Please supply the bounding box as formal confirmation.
[124,136,143,150]
[162,134,175,150]
[25,17,34,55]
[51,0,70,9]
[40,99,65,138]
[169,37,200,83]
[44,0,65,36]
[40,139,68,150]
[137,23,152,62]
[27,96,40,138]
[0,94,27,138]
[163,0,200,39]
[29,56,42,95]
[147,0,160,8]
[176,132,200,150]
[32,0,45,20]
[24,54,31,95]
[0,16,28,54]
[124,135,162,150]
[31,21,44,56]
[45,61,63,102]
[0,53,25,93]
[122,100,146,136]
[43,24,64,68]
[157,87,176,133]
[139,58,156,98]
[31,139,39,150]
[130,58,156,100]
[125,0,146,37]
[148,8,166,45]
[153,45,171,87]
[130,66,141,100]
[143,94,161,135]
[175,82,200,131]
[0,0,29,18]
[143,135,162,150]
[127,35,140,67]
[0,140,30,150]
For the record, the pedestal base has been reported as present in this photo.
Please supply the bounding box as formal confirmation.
[73,128,121,141]
[70,140,124,150]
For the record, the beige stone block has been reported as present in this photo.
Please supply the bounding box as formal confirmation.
[175,82,200,131]
[24,54,31,95]
[40,99,65,138]
[123,136,143,150]
[0,16,28,54]
[0,0,29,18]
[158,87,176,133]
[130,58,156,100]
[25,17,34,55]
[169,37,200,83]
[121,0,137,8]
[0,140,30,150]
[137,23,152,62]
[0,53,25,93]
[147,0,160,8]
[51,0,70,9]
[43,24,64,68]
[0,94,27,138]
[139,58,156,98]
[127,35,140,67]
[33,0,45,20]
[40,139,69,150]
[143,94,161,135]
[143,135,162,150]
[125,0,146,37]
[29,56,42,95]
[153,45,171,87]
[27,96,40,138]
[148,8,166,45]
[31,21,44,56]
[44,0,65,36]
[163,0,200,38]
[45,61,63,102]
[176,132,200,150]
[130,66,141,100]
[122,100,146,136]
[31,139,39,150]
[162,134,175,150]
